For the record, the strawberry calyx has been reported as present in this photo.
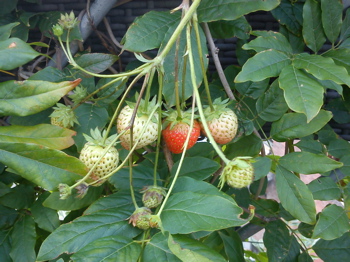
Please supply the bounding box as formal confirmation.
[50,103,79,128]
[202,98,234,122]
[83,127,118,148]
[162,108,198,130]
[125,94,159,124]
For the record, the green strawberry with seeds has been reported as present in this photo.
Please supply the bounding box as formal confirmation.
[128,207,152,230]
[117,96,159,150]
[79,128,119,186]
[141,185,167,209]
[200,98,238,144]
[219,157,254,189]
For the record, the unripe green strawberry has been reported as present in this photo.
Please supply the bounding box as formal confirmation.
[50,103,79,128]
[219,157,254,189]
[117,97,159,150]
[79,128,119,186]
[141,186,167,209]
[128,207,152,230]
[200,98,238,144]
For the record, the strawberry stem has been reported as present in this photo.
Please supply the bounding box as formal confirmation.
[157,90,197,216]
[129,157,139,209]
[186,23,230,165]
[192,14,214,112]
[174,32,183,116]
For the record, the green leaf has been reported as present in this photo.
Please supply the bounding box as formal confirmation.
[293,53,350,86]
[307,176,341,201]
[10,215,36,262]
[29,66,67,82]
[312,205,350,240]
[0,79,81,117]
[235,78,269,99]
[271,0,303,36]
[340,8,350,41]
[171,176,233,201]
[0,230,12,262]
[0,22,20,41]
[31,192,60,232]
[313,232,350,261]
[270,110,332,142]
[143,232,181,262]
[171,157,220,181]
[328,138,350,158]
[0,142,86,191]
[71,236,142,262]
[263,220,300,262]
[243,31,293,54]
[276,166,316,224]
[161,21,208,107]
[252,157,272,181]
[37,191,140,261]
[0,0,18,15]
[208,17,251,40]
[74,53,119,74]
[162,191,246,234]
[0,38,40,70]
[43,186,103,211]
[123,11,180,52]
[279,65,324,122]
[0,124,75,150]
[279,152,343,174]
[0,184,35,209]
[109,164,159,192]
[235,50,291,83]
[168,234,226,262]
[219,231,245,262]
[321,0,343,44]
[256,80,289,122]
[280,24,305,53]
[323,48,350,75]
[197,0,280,22]
[295,138,324,154]
[340,154,350,177]
[302,0,326,53]
[225,133,262,159]
[74,104,109,151]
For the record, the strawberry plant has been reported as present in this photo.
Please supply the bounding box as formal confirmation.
[1,0,350,261]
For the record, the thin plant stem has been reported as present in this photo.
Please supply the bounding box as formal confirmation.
[129,155,138,209]
[192,13,214,111]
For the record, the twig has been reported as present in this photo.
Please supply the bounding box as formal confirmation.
[103,17,123,49]
[202,23,236,101]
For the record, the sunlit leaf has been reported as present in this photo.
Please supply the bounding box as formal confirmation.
[0,79,81,117]
[198,0,280,22]
[0,142,86,191]
[0,124,75,150]
[0,38,40,70]
[235,50,291,83]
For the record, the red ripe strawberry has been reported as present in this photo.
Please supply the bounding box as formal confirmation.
[117,96,159,150]
[162,110,200,154]
[200,98,238,144]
